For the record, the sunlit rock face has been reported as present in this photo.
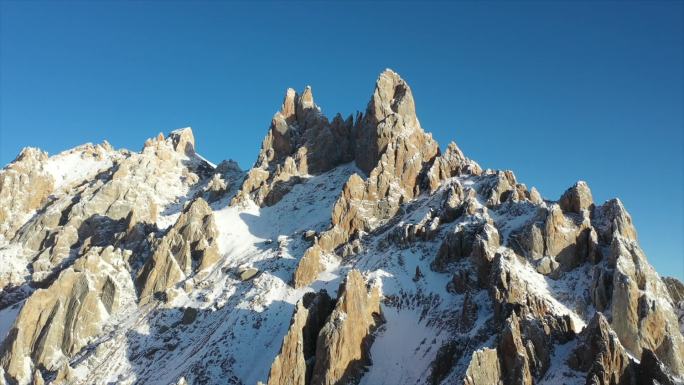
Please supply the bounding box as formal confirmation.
[136,197,220,303]
[0,147,55,240]
[1,246,135,385]
[0,70,681,385]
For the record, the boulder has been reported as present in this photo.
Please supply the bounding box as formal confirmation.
[238,267,259,281]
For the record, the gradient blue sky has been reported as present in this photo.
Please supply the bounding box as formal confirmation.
[1,1,682,279]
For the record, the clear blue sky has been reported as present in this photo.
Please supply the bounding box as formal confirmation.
[1,1,682,279]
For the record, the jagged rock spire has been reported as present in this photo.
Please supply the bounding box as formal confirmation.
[559,180,593,214]
[281,88,297,122]
[293,70,448,287]
[233,68,446,208]
[0,147,54,239]
[169,127,196,156]
[142,127,197,158]
[355,68,421,174]
[136,197,219,303]
[367,68,419,128]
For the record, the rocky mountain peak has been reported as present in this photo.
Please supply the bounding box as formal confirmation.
[297,86,315,114]
[366,68,418,130]
[13,147,49,164]
[559,180,593,214]
[143,127,196,158]
[169,127,196,156]
[354,68,428,174]
[281,88,298,122]
[0,147,54,240]
[279,85,316,125]
[0,71,682,385]
[233,69,443,209]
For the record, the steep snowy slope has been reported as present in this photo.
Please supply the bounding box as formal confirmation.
[0,70,682,385]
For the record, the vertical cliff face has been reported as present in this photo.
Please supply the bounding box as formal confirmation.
[309,270,382,385]
[353,69,431,174]
[292,70,452,288]
[663,277,684,335]
[0,70,682,385]
[0,148,55,240]
[264,270,381,385]
[266,291,335,385]
[231,85,355,208]
[567,313,637,385]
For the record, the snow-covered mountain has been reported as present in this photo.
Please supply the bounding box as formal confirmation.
[0,69,682,385]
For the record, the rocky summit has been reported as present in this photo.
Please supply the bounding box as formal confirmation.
[0,69,682,385]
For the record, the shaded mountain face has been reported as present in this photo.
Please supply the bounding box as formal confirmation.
[0,69,682,385]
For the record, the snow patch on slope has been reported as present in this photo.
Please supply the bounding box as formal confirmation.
[500,253,587,329]
[64,162,360,385]
[361,306,447,385]
[44,145,117,190]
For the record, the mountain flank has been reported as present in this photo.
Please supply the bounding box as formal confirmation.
[0,70,682,385]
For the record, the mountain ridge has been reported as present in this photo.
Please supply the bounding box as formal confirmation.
[0,69,682,385]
